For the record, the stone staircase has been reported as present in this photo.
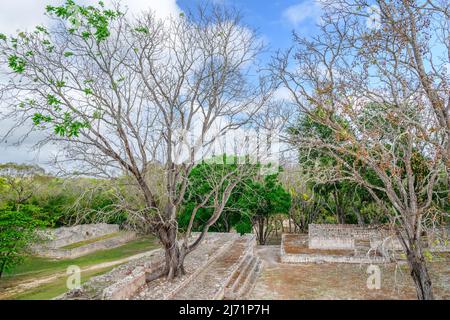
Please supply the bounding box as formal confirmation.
[223,254,262,300]
[169,234,261,300]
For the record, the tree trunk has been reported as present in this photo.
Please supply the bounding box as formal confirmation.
[259,218,265,245]
[406,248,434,300]
[354,206,365,226]
[0,259,6,279]
[332,189,345,224]
[157,222,186,280]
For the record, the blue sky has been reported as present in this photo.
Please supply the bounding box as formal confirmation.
[178,0,321,52]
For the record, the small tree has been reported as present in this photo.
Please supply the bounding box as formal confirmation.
[178,158,256,234]
[0,210,43,279]
[179,159,291,244]
[248,170,291,244]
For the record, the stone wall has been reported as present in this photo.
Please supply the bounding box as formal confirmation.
[102,266,148,300]
[35,231,136,259]
[38,223,120,249]
[281,233,395,264]
[308,224,402,251]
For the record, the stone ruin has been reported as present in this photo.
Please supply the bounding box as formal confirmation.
[308,224,403,251]
[58,232,262,300]
[33,223,136,259]
[281,224,402,264]
[54,225,448,299]
[281,223,449,264]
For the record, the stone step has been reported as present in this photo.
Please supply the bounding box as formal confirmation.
[224,254,253,294]
[225,255,254,296]
[240,258,262,300]
[224,255,261,300]
[169,234,256,300]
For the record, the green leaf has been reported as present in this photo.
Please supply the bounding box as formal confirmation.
[93,110,102,119]
[32,113,52,125]
[8,55,26,73]
[134,26,149,34]
[56,80,66,88]
[54,124,66,136]
[81,31,91,39]
[47,94,61,106]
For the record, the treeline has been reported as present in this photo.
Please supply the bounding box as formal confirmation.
[0,163,126,227]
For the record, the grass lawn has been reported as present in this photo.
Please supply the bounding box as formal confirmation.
[10,266,116,300]
[0,235,159,299]
[61,232,122,249]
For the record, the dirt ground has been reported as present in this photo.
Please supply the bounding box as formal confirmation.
[249,245,450,300]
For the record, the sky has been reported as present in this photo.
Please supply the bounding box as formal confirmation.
[0,0,322,170]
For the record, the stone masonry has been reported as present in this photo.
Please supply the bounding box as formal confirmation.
[308,224,403,251]
[33,223,136,259]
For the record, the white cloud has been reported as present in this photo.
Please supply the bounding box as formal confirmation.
[0,0,181,168]
[117,0,180,19]
[0,0,181,36]
[282,0,322,27]
[273,87,292,101]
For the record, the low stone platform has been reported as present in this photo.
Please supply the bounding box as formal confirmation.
[281,234,389,264]
[38,223,119,248]
[36,231,136,259]
[33,223,136,259]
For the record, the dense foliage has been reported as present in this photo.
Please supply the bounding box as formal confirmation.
[0,210,45,278]
[178,158,291,244]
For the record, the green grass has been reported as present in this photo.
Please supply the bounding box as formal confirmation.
[0,236,159,291]
[60,232,122,249]
[10,266,116,300]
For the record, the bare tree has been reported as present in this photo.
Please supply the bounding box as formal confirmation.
[0,1,271,280]
[272,0,448,299]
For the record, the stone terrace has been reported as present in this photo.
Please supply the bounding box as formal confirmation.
[281,233,388,264]
[280,224,406,264]
[34,223,136,259]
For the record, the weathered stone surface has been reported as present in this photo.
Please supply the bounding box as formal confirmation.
[282,230,393,264]
[36,231,136,259]
[308,224,402,251]
[37,223,119,249]
[58,247,164,300]
[102,266,147,300]
[169,234,259,300]
[32,223,138,259]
